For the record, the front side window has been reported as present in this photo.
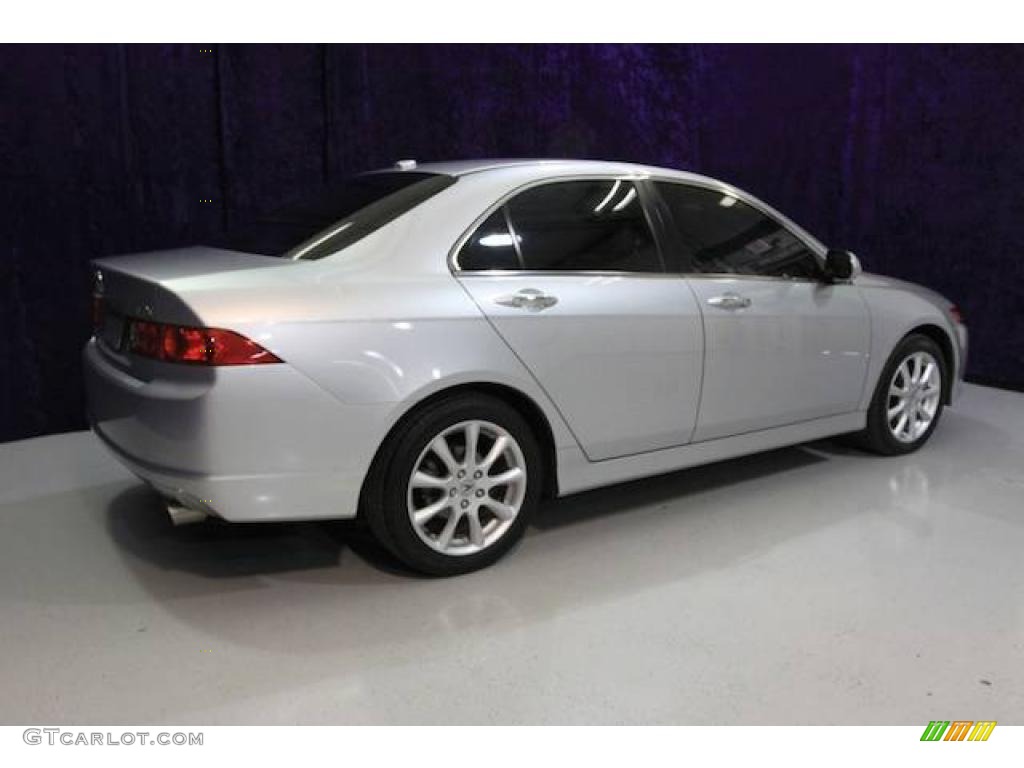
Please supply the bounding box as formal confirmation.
[655,182,822,280]
[456,179,662,273]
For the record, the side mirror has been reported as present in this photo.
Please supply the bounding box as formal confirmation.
[824,249,862,282]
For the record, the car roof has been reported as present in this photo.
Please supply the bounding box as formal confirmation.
[377,158,826,255]
[383,158,718,184]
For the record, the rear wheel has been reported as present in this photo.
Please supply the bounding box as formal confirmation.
[362,393,542,576]
[855,334,947,455]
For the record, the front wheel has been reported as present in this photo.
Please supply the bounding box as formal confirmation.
[362,393,542,576]
[855,334,947,455]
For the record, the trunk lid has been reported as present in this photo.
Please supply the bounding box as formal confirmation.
[92,246,291,327]
[91,246,294,363]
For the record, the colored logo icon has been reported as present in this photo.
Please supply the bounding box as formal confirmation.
[920,721,996,741]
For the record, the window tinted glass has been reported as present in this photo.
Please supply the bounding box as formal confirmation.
[213,172,456,259]
[504,180,661,272]
[457,210,521,271]
[656,182,822,279]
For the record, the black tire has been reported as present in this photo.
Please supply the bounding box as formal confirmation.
[854,333,947,455]
[361,393,542,576]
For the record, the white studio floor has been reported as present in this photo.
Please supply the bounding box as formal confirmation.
[0,383,1021,725]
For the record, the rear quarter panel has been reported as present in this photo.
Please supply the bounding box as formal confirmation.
[167,169,588,461]
[248,275,580,457]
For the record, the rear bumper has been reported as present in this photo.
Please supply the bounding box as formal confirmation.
[83,339,388,522]
[90,422,358,522]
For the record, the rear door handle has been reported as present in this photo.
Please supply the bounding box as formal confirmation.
[707,292,751,310]
[494,288,559,312]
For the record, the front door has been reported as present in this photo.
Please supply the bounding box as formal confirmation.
[652,180,870,441]
[686,277,869,440]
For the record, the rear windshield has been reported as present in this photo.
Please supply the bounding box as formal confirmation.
[213,172,456,259]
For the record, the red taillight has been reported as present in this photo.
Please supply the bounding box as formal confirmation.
[129,319,164,359]
[127,319,282,365]
[949,304,965,325]
[162,325,211,363]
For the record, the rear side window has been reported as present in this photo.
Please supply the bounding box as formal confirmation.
[215,172,456,259]
[456,179,661,273]
[655,182,822,280]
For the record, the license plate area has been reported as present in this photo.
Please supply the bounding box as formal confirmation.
[99,312,126,352]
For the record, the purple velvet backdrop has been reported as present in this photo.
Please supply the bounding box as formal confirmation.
[2,44,1022,443]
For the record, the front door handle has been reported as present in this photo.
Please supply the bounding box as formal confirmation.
[707,292,752,310]
[494,288,559,312]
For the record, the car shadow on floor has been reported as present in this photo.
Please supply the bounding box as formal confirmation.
[106,485,408,579]
[106,441,833,581]
[531,443,828,531]
[99,434,946,659]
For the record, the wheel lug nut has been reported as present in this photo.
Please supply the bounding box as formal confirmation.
[449,488,457,496]
[476,489,485,498]
[460,500,469,509]
[474,470,482,479]
[457,470,466,479]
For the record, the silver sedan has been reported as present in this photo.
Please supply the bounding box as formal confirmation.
[84,159,967,575]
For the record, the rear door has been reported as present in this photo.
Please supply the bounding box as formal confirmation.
[652,181,870,441]
[454,178,704,461]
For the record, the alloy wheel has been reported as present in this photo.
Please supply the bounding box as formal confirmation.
[887,351,942,444]
[406,420,527,556]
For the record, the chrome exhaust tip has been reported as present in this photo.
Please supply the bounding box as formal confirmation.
[165,501,209,526]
